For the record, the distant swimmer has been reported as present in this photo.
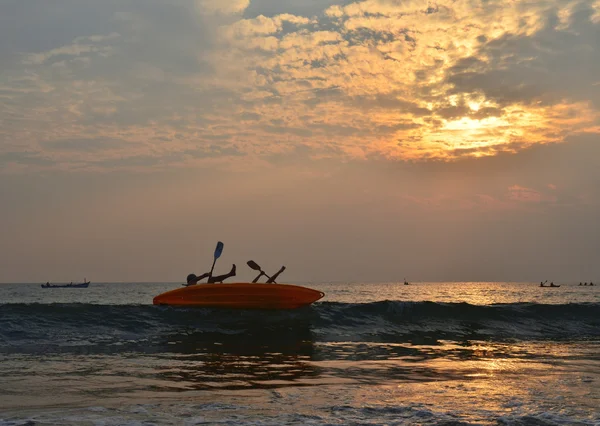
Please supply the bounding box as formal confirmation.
[580,282,583,286]
[186,264,236,286]
[404,278,409,286]
[591,282,594,286]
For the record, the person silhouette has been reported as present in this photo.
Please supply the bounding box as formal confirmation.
[186,264,236,286]
[266,266,286,283]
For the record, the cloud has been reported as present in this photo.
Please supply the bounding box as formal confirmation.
[196,0,250,15]
[24,33,120,65]
[508,185,548,203]
[1,0,600,173]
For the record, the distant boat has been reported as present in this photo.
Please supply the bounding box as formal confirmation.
[41,280,90,289]
[403,278,409,285]
[540,282,560,288]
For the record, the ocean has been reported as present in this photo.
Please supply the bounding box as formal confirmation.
[0,281,598,425]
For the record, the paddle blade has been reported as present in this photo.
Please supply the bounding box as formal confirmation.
[247,260,261,271]
[214,241,224,259]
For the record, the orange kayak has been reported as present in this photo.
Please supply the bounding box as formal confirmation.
[153,283,325,309]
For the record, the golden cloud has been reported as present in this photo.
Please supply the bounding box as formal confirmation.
[3,0,600,172]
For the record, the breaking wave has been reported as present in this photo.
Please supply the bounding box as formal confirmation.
[1,301,598,355]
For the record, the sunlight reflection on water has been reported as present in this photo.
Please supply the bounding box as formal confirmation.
[0,282,598,425]
[320,281,599,304]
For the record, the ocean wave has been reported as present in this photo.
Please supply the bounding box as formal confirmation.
[0,301,598,355]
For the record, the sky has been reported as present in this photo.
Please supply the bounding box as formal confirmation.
[1,0,599,283]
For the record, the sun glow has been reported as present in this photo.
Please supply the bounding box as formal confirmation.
[468,101,481,111]
[3,0,600,174]
[443,116,505,131]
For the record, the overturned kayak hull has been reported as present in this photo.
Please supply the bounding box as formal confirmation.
[153,283,325,309]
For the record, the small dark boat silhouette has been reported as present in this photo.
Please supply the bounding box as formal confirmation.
[41,280,90,288]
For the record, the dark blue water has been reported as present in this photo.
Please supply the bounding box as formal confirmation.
[1,301,599,355]
[0,282,599,425]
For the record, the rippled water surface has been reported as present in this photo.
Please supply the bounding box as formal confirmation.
[0,282,598,425]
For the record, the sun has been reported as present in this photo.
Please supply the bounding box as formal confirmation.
[443,116,505,132]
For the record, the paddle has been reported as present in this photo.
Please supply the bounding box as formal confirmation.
[246,260,286,283]
[247,260,262,272]
[209,241,224,281]
[247,260,268,283]
[183,241,225,286]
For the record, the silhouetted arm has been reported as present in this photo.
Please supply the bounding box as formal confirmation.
[266,266,286,283]
[186,272,210,286]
